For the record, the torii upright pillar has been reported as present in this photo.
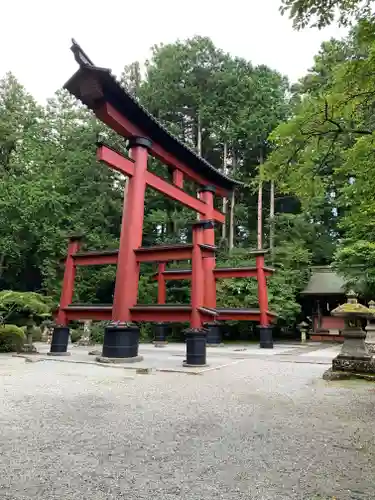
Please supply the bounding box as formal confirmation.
[198,186,221,345]
[98,136,152,363]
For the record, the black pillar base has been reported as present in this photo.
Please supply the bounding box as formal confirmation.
[257,325,274,349]
[183,328,208,366]
[97,322,142,361]
[153,322,169,346]
[204,322,222,346]
[50,326,70,354]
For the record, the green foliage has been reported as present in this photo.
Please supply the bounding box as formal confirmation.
[216,231,311,325]
[140,323,153,343]
[0,290,52,324]
[264,19,375,298]
[70,328,83,343]
[280,0,372,29]
[333,241,375,297]
[0,324,25,352]
[89,322,108,344]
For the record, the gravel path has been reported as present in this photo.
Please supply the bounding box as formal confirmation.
[0,356,374,499]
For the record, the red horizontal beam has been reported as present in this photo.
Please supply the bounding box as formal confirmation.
[135,245,192,263]
[130,305,191,322]
[215,267,274,279]
[97,145,135,176]
[60,305,277,323]
[217,309,277,322]
[73,251,118,266]
[153,266,274,281]
[97,102,229,197]
[98,145,225,223]
[130,305,216,323]
[63,305,112,321]
[136,244,216,263]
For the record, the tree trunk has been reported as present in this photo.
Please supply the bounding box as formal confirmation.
[0,253,5,280]
[269,180,275,263]
[228,148,237,252]
[222,142,228,242]
[229,190,235,253]
[197,110,202,156]
[257,150,264,250]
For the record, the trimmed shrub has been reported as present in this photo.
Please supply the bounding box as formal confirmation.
[90,322,108,344]
[0,324,25,352]
[70,328,83,343]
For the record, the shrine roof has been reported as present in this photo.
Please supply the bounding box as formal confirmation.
[301,266,346,296]
[63,41,241,192]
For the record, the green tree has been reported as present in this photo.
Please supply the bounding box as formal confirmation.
[265,19,375,297]
[280,0,373,29]
[0,290,52,350]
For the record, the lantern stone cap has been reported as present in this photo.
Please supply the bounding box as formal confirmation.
[331,291,371,318]
[298,321,309,328]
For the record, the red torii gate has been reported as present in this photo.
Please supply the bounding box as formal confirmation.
[51,41,276,365]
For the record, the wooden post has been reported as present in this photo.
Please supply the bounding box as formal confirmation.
[112,137,151,322]
[198,188,216,309]
[157,262,167,304]
[172,169,184,189]
[269,180,275,263]
[229,190,235,253]
[256,254,269,327]
[191,223,205,329]
[222,142,228,242]
[257,149,264,250]
[56,235,82,325]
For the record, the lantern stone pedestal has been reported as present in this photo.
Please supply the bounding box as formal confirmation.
[298,321,309,344]
[323,292,375,380]
[365,300,375,354]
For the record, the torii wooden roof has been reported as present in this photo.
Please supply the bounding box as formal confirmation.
[63,40,241,193]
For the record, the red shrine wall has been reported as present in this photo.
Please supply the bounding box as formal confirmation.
[311,315,345,342]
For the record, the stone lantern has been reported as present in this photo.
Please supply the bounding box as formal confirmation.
[324,291,375,379]
[298,321,309,344]
[365,300,375,354]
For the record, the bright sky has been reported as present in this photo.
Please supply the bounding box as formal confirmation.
[2,0,346,102]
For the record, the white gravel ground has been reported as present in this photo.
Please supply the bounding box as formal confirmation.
[0,356,374,499]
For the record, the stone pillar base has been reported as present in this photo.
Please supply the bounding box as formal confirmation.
[183,328,207,366]
[257,325,274,349]
[153,341,168,348]
[153,323,169,345]
[47,352,71,357]
[88,349,102,356]
[332,355,375,374]
[50,326,70,355]
[22,344,38,354]
[182,361,209,368]
[96,355,143,364]
[323,367,375,381]
[204,323,222,345]
[101,323,140,360]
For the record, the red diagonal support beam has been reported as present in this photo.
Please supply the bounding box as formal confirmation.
[98,144,225,223]
[96,102,228,197]
[145,171,225,223]
[97,145,135,177]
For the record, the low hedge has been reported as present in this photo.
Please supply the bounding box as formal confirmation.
[0,324,25,352]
